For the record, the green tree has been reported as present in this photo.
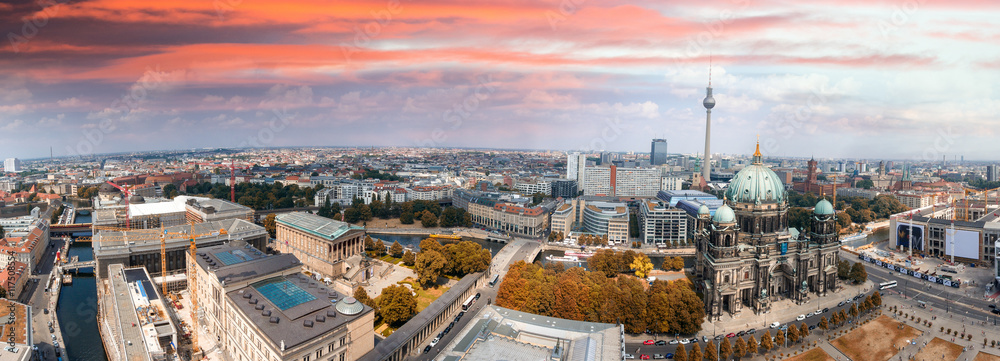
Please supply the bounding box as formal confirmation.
[400,211,414,224]
[420,210,438,228]
[414,249,447,287]
[837,260,851,280]
[263,213,277,238]
[162,183,178,198]
[856,179,874,189]
[720,337,732,360]
[377,284,417,326]
[734,337,746,360]
[389,241,404,258]
[401,250,415,266]
[849,262,868,284]
[705,340,718,361]
[747,336,758,355]
[629,213,640,238]
[631,253,653,278]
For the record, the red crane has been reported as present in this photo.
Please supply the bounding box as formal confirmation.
[229,160,251,203]
[105,181,133,229]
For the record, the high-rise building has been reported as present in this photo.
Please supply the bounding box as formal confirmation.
[550,178,578,198]
[650,139,668,165]
[600,152,614,165]
[4,158,22,173]
[988,165,999,182]
[582,166,660,197]
[566,152,586,184]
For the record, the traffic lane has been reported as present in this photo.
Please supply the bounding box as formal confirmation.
[412,289,498,361]
[867,264,993,319]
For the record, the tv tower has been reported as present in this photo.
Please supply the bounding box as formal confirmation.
[702,61,715,185]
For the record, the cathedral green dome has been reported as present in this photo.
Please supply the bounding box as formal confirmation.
[698,204,710,216]
[814,199,835,215]
[724,142,786,204]
[712,204,735,223]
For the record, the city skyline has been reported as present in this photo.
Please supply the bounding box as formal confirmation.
[2,1,999,159]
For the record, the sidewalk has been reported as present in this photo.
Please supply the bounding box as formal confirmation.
[881,294,1000,358]
[697,280,875,337]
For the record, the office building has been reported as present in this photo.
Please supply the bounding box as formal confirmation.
[890,205,998,266]
[581,200,629,243]
[190,243,374,361]
[566,153,586,184]
[650,139,668,165]
[274,212,367,279]
[582,166,660,197]
[453,189,549,237]
[4,158,22,173]
[514,179,550,196]
[582,167,612,196]
[549,178,578,198]
[660,176,683,191]
[550,202,575,236]
[988,165,1000,182]
[638,200,688,246]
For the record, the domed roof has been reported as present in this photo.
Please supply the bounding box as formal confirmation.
[99,183,120,193]
[698,204,710,216]
[129,195,145,203]
[724,141,785,204]
[703,87,716,109]
[814,199,835,215]
[712,204,735,223]
[335,297,364,316]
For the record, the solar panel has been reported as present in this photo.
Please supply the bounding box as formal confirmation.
[252,278,317,310]
[214,249,255,266]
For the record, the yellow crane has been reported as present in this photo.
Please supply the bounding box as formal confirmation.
[93,222,227,355]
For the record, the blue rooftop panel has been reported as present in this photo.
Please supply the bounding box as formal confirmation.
[252,277,317,310]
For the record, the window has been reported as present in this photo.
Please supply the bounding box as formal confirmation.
[303,356,310,361]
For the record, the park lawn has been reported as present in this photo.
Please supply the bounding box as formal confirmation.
[398,278,450,312]
[785,347,834,361]
[974,353,1000,361]
[913,337,964,361]
[831,315,922,361]
[379,255,402,264]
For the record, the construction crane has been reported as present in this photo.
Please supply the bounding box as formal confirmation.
[104,181,133,229]
[229,160,251,203]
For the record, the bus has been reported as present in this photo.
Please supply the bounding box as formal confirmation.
[489,274,500,287]
[462,295,476,310]
[879,280,898,290]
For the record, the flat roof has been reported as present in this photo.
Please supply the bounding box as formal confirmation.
[94,218,265,255]
[194,243,299,285]
[276,212,364,240]
[227,272,372,350]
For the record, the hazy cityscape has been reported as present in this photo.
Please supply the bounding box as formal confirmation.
[2,1,1000,361]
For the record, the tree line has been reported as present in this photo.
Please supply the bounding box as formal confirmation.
[496,260,705,335]
[412,238,491,287]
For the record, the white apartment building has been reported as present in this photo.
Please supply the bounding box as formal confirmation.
[638,200,688,245]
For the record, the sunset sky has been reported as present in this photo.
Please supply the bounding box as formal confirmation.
[1,0,999,160]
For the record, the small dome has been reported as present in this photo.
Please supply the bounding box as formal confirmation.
[698,204,710,216]
[335,297,364,316]
[129,195,145,203]
[712,204,735,224]
[99,183,120,193]
[814,199,835,215]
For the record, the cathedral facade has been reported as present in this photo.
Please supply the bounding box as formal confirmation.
[694,143,841,319]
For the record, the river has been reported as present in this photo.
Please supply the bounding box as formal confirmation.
[57,239,106,361]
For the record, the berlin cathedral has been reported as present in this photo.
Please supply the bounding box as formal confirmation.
[694,143,841,319]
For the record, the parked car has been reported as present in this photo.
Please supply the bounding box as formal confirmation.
[653,354,665,359]
[796,314,806,321]
[805,312,814,318]
[679,338,691,345]
[666,353,674,359]
[736,331,745,337]
[655,340,667,346]
[429,337,440,347]
[770,322,780,329]
[714,335,723,340]
[641,355,651,360]
[808,325,817,330]
[643,340,655,345]
[822,308,829,313]
[725,333,736,338]
[991,309,1000,315]
[988,304,996,309]
[624,354,635,359]
[702,336,708,343]
[423,345,432,354]
[747,328,756,334]
[838,301,845,307]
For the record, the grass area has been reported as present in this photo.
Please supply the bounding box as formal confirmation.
[785,347,834,361]
[831,315,922,361]
[974,353,1000,361]
[379,255,402,264]
[397,277,450,312]
[374,322,396,337]
[913,337,964,361]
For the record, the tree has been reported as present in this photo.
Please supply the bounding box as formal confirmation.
[377,284,417,326]
[800,323,810,339]
[774,330,785,349]
[354,286,375,310]
[849,262,868,284]
[629,213,640,238]
[856,179,874,189]
[263,213,277,238]
[849,303,859,318]
[414,249,447,287]
[631,253,653,278]
[818,316,829,333]
[746,336,758,355]
[720,337,732,361]
[389,241,404,258]
[420,210,438,228]
[837,260,851,280]
[734,337,746,360]
[364,235,376,251]
[705,340,717,361]
[690,344,703,361]
[401,250,415,266]
[787,324,799,344]
[871,291,882,306]
[400,211,414,224]
[374,239,387,257]
[675,344,688,361]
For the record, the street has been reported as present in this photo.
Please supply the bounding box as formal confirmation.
[26,236,68,361]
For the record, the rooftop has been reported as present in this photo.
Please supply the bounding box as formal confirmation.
[276,212,364,240]
[194,243,298,285]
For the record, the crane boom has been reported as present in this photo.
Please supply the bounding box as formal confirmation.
[105,181,133,229]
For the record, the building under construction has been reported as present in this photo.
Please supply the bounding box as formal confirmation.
[92,195,254,231]
[92,218,267,279]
